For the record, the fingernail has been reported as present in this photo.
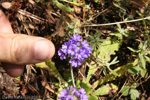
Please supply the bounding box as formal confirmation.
[34,40,51,61]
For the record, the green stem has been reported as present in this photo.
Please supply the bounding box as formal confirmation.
[141,14,150,41]
[70,65,76,87]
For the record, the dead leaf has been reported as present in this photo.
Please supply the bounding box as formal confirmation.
[41,81,55,94]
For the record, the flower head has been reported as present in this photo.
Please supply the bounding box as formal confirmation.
[58,86,88,100]
[58,34,92,67]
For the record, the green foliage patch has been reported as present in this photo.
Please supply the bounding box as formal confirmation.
[35,0,150,99]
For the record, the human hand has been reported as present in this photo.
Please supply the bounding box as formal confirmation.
[0,10,55,77]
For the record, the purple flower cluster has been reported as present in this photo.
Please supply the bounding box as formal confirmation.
[58,34,92,67]
[58,86,88,100]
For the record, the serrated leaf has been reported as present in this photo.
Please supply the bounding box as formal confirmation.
[98,37,120,62]
[130,89,139,100]
[87,62,97,82]
[88,96,98,100]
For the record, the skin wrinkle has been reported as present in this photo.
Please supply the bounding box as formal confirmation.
[0,10,24,77]
[11,35,23,63]
[10,35,32,64]
[0,32,55,64]
[10,35,53,64]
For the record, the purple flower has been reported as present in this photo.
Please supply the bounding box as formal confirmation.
[70,34,82,42]
[69,58,82,68]
[66,95,74,100]
[58,34,92,67]
[60,88,69,97]
[58,49,67,60]
[80,94,88,100]
[75,49,87,60]
[81,40,92,55]
[80,87,86,94]
[68,45,78,56]
[58,97,65,100]
[58,86,88,100]
[81,40,89,47]
[75,90,80,97]
[69,86,77,94]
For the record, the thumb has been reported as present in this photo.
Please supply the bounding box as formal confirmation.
[0,10,55,77]
[0,33,55,64]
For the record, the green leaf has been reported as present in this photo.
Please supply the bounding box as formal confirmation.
[145,56,150,63]
[93,84,109,96]
[121,86,130,96]
[88,96,98,100]
[128,66,139,75]
[110,57,119,65]
[131,83,137,89]
[81,79,93,95]
[15,76,20,81]
[138,42,143,49]
[113,2,126,11]
[59,0,83,6]
[76,80,80,89]
[97,37,120,62]
[94,0,101,3]
[93,83,118,96]
[35,60,68,86]
[139,53,146,69]
[55,1,72,13]
[107,66,118,76]
[130,89,139,100]
[92,60,138,89]
[87,62,97,82]
[139,67,148,78]
[127,47,136,52]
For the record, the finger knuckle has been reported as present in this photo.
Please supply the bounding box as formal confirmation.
[10,36,22,63]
